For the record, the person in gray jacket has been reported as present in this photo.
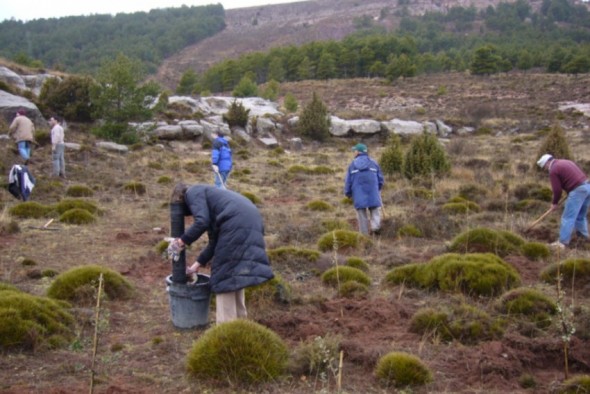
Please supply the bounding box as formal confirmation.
[167,183,274,323]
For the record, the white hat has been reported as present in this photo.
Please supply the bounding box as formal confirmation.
[537,154,553,168]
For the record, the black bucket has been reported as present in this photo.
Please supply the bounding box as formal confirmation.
[165,274,212,329]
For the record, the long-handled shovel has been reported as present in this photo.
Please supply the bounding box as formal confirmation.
[524,207,554,232]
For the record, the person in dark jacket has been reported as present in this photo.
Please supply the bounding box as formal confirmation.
[167,183,274,323]
[344,143,385,235]
[211,133,232,189]
[537,153,590,249]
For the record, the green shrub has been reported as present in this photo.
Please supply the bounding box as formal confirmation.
[47,265,134,304]
[245,274,291,305]
[0,282,18,292]
[458,184,488,203]
[290,334,341,376]
[540,258,590,289]
[123,181,147,195]
[519,373,537,389]
[321,266,371,287]
[65,184,94,197]
[374,351,433,388]
[403,131,451,180]
[186,319,288,385]
[232,75,258,98]
[442,202,481,215]
[496,288,556,330]
[38,75,95,122]
[298,92,330,142]
[410,304,504,344]
[536,122,572,169]
[379,134,403,176]
[54,199,101,216]
[284,92,298,113]
[157,175,173,184]
[448,227,525,257]
[9,202,52,219]
[267,246,321,267]
[317,230,372,252]
[346,256,369,272]
[0,290,75,351]
[240,191,261,204]
[385,253,521,297]
[521,242,551,261]
[338,280,369,298]
[397,224,423,238]
[306,200,334,212]
[558,374,590,394]
[223,100,250,128]
[321,218,352,232]
[59,208,97,225]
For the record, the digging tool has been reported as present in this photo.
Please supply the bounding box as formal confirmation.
[525,207,554,232]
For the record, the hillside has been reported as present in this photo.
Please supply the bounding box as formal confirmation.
[2,72,590,392]
[154,0,532,89]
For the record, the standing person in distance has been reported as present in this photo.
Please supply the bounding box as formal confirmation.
[344,143,385,235]
[537,153,590,249]
[8,108,35,164]
[211,132,232,189]
[167,183,274,324]
[49,115,66,178]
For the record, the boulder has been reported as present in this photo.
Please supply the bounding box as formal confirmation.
[435,120,453,137]
[258,136,279,148]
[22,74,59,96]
[329,116,350,137]
[0,91,46,126]
[96,141,128,153]
[256,117,276,134]
[346,119,382,134]
[0,67,26,91]
[381,119,424,136]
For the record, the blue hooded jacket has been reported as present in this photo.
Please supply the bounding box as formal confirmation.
[344,153,384,209]
[211,136,233,173]
[180,185,273,293]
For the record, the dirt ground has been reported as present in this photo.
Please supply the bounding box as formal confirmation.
[2,72,590,393]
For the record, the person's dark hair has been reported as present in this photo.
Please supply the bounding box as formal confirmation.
[16,108,26,116]
[51,115,62,123]
[170,183,189,203]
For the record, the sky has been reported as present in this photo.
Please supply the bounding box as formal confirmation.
[0,0,297,22]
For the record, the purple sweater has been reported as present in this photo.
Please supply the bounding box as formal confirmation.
[549,159,588,204]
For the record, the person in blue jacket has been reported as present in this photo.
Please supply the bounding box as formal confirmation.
[167,183,274,323]
[211,133,232,188]
[344,143,384,235]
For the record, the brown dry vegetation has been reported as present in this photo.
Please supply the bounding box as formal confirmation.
[2,72,590,393]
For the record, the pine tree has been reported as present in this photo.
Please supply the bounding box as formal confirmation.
[403,131,451,180]
[536,123,573,166]
[298,92,330,141]
[379,134,404,176]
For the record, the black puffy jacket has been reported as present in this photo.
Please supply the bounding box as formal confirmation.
[180,185,274,293]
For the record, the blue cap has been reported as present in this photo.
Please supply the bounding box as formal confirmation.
[352,143,367,153]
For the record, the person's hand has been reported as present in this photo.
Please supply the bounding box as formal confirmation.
[186,261,200,274]
[166,238,184,261]
[212,164,219,172]
[551,204,559,211]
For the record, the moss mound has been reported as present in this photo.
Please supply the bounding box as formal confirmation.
[267,246,320,266]
[123,181,147,195]
[317,230,372,252]
[496,288,556,332]
[0,289,75,351]
[385,253,520,297]
[448,227,525,256]
[321,266,371,288]
[306,200,334,211]
[521,242,551,261]
[374,351,433,388]
[65,184,94,197]
[559,374,590,394]
[540,258,590,289]
[186,319,288,385]
[409,304,504,344]
[53,198,101,216]
[346,256,369,272]
[245,274,291,305]
[47,265,134,304]
[59,208,97,225]
[9,201,52,219]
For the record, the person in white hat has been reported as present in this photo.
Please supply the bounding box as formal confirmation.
[537,153,590,249]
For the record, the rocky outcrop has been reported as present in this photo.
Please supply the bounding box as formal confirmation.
[0,91,46,127]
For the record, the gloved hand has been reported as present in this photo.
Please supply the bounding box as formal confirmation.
[212,164,219,173]
[166,238,184,261]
